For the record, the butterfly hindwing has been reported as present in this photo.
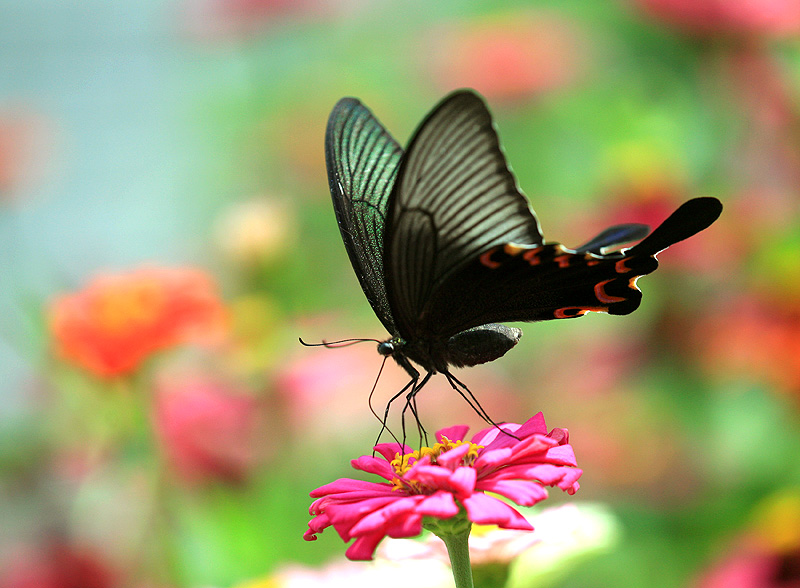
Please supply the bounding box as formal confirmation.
[384,90,543,339]
[326,98,404,333]
[418,197,723,338]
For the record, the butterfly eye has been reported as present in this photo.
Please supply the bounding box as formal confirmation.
[377,341,395,356]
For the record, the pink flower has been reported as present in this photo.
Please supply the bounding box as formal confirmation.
[0,542,116,588]
[634,0,800,38]
[695,491,800,588]
[427,12,585,103]
[304,414,582,561]
[154,371,264,484]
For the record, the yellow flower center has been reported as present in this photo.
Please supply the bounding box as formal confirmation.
[390,436,482,493]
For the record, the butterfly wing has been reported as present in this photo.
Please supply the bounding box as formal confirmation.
[326,98,404,333]
[384,90,543,339]
[575,223,650,254]
[419,197,723,338]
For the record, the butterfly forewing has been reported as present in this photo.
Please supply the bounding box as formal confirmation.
[385,90,544,339]
[326,98,404,333]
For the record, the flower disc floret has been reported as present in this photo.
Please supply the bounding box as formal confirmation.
[304,413,582,560]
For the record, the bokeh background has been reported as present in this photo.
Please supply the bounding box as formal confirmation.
[2,1,800,587]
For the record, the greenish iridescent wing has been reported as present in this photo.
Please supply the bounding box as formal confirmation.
[326,98,404,334]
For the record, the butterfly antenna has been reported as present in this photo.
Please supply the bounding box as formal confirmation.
[298,337,381,348]
[444,372,520,440]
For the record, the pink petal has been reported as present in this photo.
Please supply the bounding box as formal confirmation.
[476,479,549,506]
[324,496,400,524]
[349,496,421,534]
[417,491,460,517]
[488,463,583,490]
[437,425,470,443]
[309,478,391,498]
[345,532,385,561]
[543,444,578,466]
[385,513,424,538]
[462,492,533,530]
[351,455,397,480]
[474,446,513,469]
[448,466,478,495]
[472,423,521,448]
[436,443,471,468]
[507,435,558,461]
[374,442,412,462]
[547,427,569,444]
[513,412,548,438]
[408,464,458,490]
[304,512,331,539]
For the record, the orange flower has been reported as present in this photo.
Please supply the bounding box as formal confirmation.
[49,267,227,377]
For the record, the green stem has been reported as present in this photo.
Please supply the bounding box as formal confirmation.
[439,530,474,588]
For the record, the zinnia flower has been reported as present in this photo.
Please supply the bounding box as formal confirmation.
[427,12,584,103]
[154,370,264,484]
[634,0,800,38]
[49,267,227,378]
[304,413,582,561]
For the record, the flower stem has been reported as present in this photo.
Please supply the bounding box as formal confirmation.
[439,530,474,588]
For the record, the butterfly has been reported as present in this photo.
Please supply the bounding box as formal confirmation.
[325,89,722,415]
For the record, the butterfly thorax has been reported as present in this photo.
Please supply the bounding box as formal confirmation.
[378,324,523,376]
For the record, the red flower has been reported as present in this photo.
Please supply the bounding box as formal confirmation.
[304,414,582,560]
[1,543,116,588]
[153,371,264,484]
[427,12,584,103]
[634,0,800,37]
[49,267,227,378]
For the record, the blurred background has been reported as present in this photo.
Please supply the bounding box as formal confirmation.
[2,0,800,587]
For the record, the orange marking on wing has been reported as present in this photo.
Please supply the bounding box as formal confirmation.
[594,279,627,304]
[523,248,542,266]
[554,255,572,268]
[615,258,633,274]
[554,306,608,319]
[503,244,525,256]
[628,276,641,290]
[479,248,501,269]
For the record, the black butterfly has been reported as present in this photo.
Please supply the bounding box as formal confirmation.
[325,89,722,414]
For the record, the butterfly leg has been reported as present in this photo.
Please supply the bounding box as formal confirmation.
[401,371,433,448]
[444,371,518,439]
[372,374,418,451]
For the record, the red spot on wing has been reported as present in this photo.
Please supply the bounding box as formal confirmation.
[594,279,627,304]
[523,248,542,266]
[554,255,572,268]
[479,248,501,269]
[615,258,634,273]
[554,306,608,319]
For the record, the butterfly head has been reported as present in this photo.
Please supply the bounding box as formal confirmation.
[377,337,405,357]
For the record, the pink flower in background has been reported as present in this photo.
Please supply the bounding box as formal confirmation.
[0,543,116,588]
[276,343,409,439]
[154,372,263,484]
[182,0,328,40]
[49,267,228,378]
[304,414,581,560]
[695,491,800,588]
[278,341,524,441]
[634,0,800,37]
[0,106,52,204]
[428,12,585,103]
